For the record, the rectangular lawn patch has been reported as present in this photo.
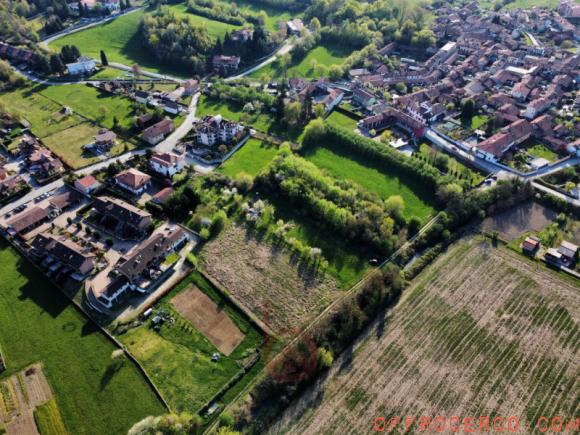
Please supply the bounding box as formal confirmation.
[220,138,279,178]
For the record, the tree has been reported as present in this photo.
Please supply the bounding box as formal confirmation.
[385,195,405,221]
[100,50,108,66]
[328,64,343,81]
[283,101,301,127]
[461,98,475,120]
[314,103,325,119]
[49,53,65,74]
[564,181,575,192]
[310,17,321,31]
[318,347,333,369]
[302,118,326,144]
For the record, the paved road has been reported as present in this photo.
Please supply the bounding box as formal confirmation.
[225,39,296,82]
[107,62,184,83]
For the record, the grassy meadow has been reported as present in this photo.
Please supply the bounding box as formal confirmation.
[0,242,164,435]
[220,138,280,178]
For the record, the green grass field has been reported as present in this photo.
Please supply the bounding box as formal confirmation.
[326,110,359,131]
[234,0,294,31]
[33,399,68,435]
[50,6,239,77]
[249,44,352,79]
[220,138,279,178]
[0,242,164,435]
[303,146,436,221]
[118,271,263,413]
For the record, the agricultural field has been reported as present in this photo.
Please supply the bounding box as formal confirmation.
[220,138,279,178]
[33,399,68,435]
[118,272,263,412]
[201,224,342,335]
[270,237,580,434]
[50,5,239,77]
[249,44,353,80]
[0,83,140,168]
[0,242,164,435]
[303,145,436,221]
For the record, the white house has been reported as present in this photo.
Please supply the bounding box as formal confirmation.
[74,174,100,195]
[195,115,244,146]
[66,56,96,75]
[150,152,185,177]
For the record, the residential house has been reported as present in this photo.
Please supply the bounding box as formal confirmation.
[92,196,152,234]
[150,187,174,205]
[183,79,200,96]
[135,90,150,104]
[232,29,253,42]
[164,101,180,115]
[31,233,95,277]
[114,168,152,195]
[511,82,530,101]
[523,97,551,119]
[212,55,241,74]
[150,152,185,177]
[66,57,96,75]
[0,42,37,65]
[86,225,188,312]
[475,119,532,161]
[0,175,28,201]
[195,115,244,146]
[558,241,578,263]
[74,174,100,195]
[352,88,376,108]
[287,18,304,35]
[142,118,174,145]
[521,236,541,256]
[86,128,116,153]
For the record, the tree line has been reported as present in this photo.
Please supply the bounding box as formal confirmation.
[256,152,417,256]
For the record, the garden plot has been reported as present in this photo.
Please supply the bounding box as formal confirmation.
[171,287,245,355]
[270,237,579,434]
[0,364,62,435]
[202,224,341,335]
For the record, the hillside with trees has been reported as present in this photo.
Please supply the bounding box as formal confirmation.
[140,7,215,74]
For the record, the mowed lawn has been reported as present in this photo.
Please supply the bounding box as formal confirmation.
[0,242,164,435]
[250,44,352,79]
[303,146,435,221]
[119,272,263,412]
[220,138,279,178]
[326,110,359,131]
[50,6,238,77]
